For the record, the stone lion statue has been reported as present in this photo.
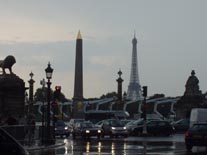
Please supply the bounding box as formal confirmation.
[0,55,16,74]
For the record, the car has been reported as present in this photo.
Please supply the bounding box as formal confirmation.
[95,120,104,128]
[102,119,128,138]
[0,127,29,155]
[125,119,144,135]
[132,120,174,136]
[171,118,189,133]
[190,108,207,127]
[125,118,162,135]
[185,123,207,151]
[72,121,102,139]
[55,120,70,138]
[68,118,85,132]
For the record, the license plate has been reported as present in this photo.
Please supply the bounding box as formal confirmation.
[193,135,202,138]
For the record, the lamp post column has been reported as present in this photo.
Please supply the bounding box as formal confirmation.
[45,62,54,145]
[46,79,51,144]
[28,72,35,114]
[142,86,147,135]
[116,70,124,110]
[40,78,46,144]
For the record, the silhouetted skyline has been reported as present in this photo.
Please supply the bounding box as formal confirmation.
[0,0,206,98]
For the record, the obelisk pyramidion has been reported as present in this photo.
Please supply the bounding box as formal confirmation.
[127,34,142,101]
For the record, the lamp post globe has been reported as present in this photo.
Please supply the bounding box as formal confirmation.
[45,62,53,80]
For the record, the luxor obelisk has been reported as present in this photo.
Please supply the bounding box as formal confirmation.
[72,31,84,118]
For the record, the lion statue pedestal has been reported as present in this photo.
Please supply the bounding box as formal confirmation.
[0,56,25,122]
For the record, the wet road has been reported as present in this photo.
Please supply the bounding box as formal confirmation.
[29,134,207,155]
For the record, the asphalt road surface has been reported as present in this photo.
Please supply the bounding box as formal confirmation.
[29,134,207,155]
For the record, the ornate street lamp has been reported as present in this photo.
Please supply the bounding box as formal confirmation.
[45,62,53,145]
[45,63,53,80]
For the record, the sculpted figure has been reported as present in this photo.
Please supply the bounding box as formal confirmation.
[0,55,16,74]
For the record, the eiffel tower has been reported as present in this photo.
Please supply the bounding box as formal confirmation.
[127,33,142,101]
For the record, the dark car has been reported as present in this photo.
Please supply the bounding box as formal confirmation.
[0,127,29,155]
[185,123,207,151]
[132,120,174,136]
[102,119,128,138]
[55,120,70,137]
[171,118,190,133]
[72,121,102,139]
[126,118,163,135]
[125,119,144,135]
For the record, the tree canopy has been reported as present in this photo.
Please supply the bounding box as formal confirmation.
[34,87,68,102]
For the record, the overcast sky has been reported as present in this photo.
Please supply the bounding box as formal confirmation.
[0,0,207,99]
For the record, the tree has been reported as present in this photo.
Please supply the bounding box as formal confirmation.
[149,94,165,100]
[100,92,117,99]
[34,87,68,102]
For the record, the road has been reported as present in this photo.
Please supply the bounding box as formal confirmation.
[29,134,207,155]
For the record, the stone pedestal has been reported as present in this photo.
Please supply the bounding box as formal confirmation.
[72,100,85,119]
[0,74,25,119]
[174,70,206,119]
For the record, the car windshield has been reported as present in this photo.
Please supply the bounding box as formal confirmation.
[81,122,94,128]
[110,120,124,126]
[120,120,133,125]
[173,119,189,125]
[56,121,65,126]
[191,124,207,131]
[96,121,103,125]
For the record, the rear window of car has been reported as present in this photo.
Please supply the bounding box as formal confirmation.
[191,124,207,131]
[81,122,94,128]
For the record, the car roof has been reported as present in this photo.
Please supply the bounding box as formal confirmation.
[193,122,207,125]
[148,120,167,122]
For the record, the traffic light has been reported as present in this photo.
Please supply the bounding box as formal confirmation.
[55,86,61,91]
[142,86,147,97]
[54,86,61,100]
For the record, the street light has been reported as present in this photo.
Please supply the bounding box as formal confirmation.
[45,62,53,145]
[40,78,46,144]
[45,63,53,80]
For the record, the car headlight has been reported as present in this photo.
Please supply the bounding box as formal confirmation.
[123,127,126,130]
[97,130,101,133]
[86,130,90,133]
[64,126,68,130]
[112,127,116,130]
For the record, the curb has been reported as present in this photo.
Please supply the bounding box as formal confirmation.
[26,142,65,151]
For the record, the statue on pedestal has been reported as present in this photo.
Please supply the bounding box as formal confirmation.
[0,55,25,124]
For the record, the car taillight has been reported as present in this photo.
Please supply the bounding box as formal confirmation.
[185,131,190,137]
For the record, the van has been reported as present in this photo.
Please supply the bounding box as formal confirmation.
[190,108,207,127]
